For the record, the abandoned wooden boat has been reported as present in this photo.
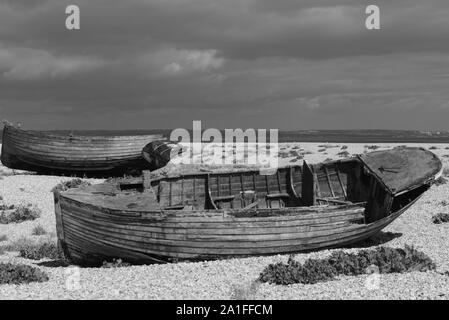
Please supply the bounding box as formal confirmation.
[54,147,442,266]
[1,123,163,175]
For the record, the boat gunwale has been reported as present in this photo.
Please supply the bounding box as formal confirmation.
[3,124,164,142]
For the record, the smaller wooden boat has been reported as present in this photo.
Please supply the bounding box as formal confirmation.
[1,123,164,176]
[54,147,442,266]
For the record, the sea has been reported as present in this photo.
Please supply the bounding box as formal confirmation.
[1,129,449,143]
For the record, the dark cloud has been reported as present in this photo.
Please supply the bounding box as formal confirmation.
[0,0,449,130]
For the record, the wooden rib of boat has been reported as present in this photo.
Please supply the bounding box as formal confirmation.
[1,124,164,175]
[54,147,442,266]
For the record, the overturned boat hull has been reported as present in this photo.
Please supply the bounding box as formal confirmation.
[1,124,163,175]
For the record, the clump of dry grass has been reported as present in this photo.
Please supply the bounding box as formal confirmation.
[0,204,41,224]
[102,258,130,268]
[432,213,449,224]
[31,225,47,236]
[4,237,63,260]
[52,178,91,193]
[337,151,350,158]
[365,145,380,150]
[0,204,15,210]
[0,263,49,285]
[259,246,435,285]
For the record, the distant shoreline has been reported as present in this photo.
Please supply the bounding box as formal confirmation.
[1,129,449,144]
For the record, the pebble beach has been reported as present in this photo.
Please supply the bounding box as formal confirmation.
[1,142,449,300]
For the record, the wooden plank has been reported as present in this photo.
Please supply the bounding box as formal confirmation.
[62,215,363,246]
[242,201,260,210]
[316,197,351,205]
[62,203,365,234]
[323,166,336,197]
[143,170,152,190]
[266,193,290,199]
[240,173,246,207]
[335,163,347,198]
[302,161,316,206]
[204,174,217,210]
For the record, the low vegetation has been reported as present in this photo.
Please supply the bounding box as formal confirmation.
[259,246,435,285]
[0,263,49,285]
[337,151,350,158]
[365,145,380,150]
[0,235,7,242]
[0,204,41,224]
[19,242,62,260]
[31,225,47,236]
[432,213,449,224]
[4,238,63,260]
[340,145,348,150]
[102,258,130,268]
[429,146,438,150]
[0,204,14,210]
[52,178,91,193]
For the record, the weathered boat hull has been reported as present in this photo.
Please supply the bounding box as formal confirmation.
[54,194,419,266]
[54,147,441,266]
[1,125,163,175]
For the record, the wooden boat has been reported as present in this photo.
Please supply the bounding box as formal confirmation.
[54,147,442,266]
[1,123,164,175]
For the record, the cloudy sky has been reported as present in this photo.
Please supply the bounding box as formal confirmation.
[1,0,449,130]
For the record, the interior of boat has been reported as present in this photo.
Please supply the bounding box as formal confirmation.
[115,158,430,223]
